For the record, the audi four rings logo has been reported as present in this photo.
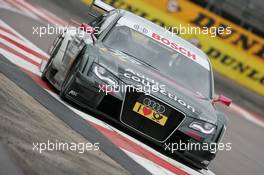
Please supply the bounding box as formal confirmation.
[143,98,166,114]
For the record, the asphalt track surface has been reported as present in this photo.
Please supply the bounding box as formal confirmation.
[0,0,264,174]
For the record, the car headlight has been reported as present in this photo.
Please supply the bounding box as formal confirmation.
[189,121,216,134]
[92,64,118,87]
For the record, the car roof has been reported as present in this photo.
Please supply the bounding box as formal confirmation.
[117,9,210,66]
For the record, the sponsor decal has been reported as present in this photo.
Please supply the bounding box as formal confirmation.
[151,32,196,60]
[124,68,196,113]
[133,101,168,126]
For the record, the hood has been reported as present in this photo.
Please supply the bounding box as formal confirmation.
[90,44,217,124]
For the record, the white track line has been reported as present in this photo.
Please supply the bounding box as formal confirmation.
[0,19,49,56]
[0,48,41,75]
[16,0,65,26]
[0,0,11,8]
[5,0,39,20]
[36,6,67,26]
[106,124,205,174]
[0,27,24,42]
[1,0,66,27]
[230,104,264,128]
[123,150,174,175]
[0,38,42,64]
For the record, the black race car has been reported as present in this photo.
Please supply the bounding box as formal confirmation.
[40,0,231,170]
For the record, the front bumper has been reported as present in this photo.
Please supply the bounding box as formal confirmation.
[65,71,216,169]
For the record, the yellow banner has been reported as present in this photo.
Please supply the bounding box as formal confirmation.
[83,0,264,96]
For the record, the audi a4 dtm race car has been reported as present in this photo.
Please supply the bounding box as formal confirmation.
[40,0,232,170]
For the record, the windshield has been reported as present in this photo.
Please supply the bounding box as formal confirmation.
[103,25,211,98]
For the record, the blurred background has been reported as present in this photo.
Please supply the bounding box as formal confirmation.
[191,0,264,37]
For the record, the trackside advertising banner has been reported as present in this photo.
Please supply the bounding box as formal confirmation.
[83,0,264,96]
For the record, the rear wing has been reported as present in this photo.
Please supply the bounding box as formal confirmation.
[90,0,115,12]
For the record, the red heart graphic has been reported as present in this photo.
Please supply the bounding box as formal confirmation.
[143,107,152,116]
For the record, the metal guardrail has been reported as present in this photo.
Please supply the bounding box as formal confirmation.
[208,0,264,31]
[191,0,264,37]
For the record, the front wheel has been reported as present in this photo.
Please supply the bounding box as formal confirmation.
[59,70,76,100]
[59,57,82,99]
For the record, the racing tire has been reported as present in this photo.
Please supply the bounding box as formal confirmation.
[59,56,82,100]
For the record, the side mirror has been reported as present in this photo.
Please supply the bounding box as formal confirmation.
[80,23,95,34]
[213,95,232,107]
[80,23,96,44]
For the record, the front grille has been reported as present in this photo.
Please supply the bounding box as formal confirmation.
[120,91,185,142]
[97,94,122,119]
